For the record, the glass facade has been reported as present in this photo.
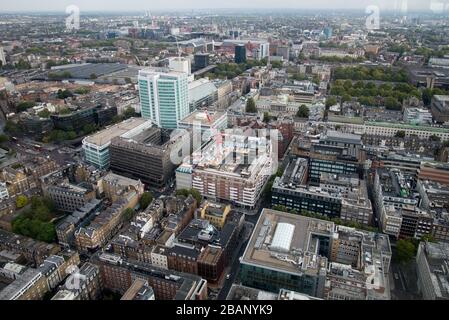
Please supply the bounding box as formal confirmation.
[139,72,189,129]
[240,264,321,297]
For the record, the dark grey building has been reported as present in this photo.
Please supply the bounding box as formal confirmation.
[235,45,247,64]
[194,53,210,71]
[109,127,184,189]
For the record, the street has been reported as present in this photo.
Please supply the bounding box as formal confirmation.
[216,221,254,300]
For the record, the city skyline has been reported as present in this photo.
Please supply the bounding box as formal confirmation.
[0,0,445,13]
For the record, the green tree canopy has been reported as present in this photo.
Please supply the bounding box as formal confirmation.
[296,105,310,118]
[176,189,202,205]
[16,195,28,209]
[326,96,338,108]
[139,192,153,210]
[396,239,417,264]
[245,98,257,113]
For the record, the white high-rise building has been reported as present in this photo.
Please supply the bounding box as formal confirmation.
[138,69,189,129]
[0,47,6,66]
[168,57,191,75]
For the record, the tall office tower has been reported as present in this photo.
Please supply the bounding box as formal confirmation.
[0,47,6,66]
[168,57,191,75]
[323,27,333,39]
[138,69,189,129]
[235,45,247,64]
[194,53,210,70]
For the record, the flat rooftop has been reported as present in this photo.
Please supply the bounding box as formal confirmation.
[51,63,128,79]
[241,209,332,276]
[84,118,151,146]
[180,110,226,126]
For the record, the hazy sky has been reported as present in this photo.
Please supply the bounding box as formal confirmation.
[0,0,440,13]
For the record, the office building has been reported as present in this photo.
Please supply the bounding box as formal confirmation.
[224,39,269,60]
[0,268,49,300]
[109,126,185,188]
[168,57,191,75]
[373,168,425,239]
[416,241,449,300]
[101,172,145,203]
[82,118,153,170]
[121,279,155,300]
[176,132,277,209]
[188,79,218,113]
[0,182,9,200]
[240,209,391,300]
[93,253,208,300]
[272,157,372,225]
[0,229,61,267]
[138,69,189,129]
[0,46,6,66]
[178,110,227,144]
[56,199,103,247]
[75,194,139,253]
[403,108,433,125]
[235,45,247,64]
[44,183,96,213]
[194,53,210,70]
[276,46,290,61]
[419,162,449,187]
[51,105,117,133]
[51,262,103,300]
[431,95,449,123]
[323,27,333,39]
[199,201,231,230]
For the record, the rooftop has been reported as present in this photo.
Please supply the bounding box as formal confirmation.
[179,110,226,126]
[84,118,151,147]
[241,209,331,276]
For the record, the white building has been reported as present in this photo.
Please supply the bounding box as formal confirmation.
[0,182,9,200]
[168,57,191,75]
[82,118,153,169]
[0,47,6,66]
[403,108,433,125]
[178,110,228,143]
[177,130,277,209]
[138,69,190,129]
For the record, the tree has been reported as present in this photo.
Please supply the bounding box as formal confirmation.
[139,192,153,210]
[37,108,51,118]
[122,208,135,222]
[263,112,272,123]
[396,239,416,264]
[17,101,36,112]
[16,195,28,209]
[4,120,22,135]
[385,97,401,110]
[341,94,352,104]
[123,107,136,119]
[90,73,98,79]
[245,98,257,113]
[176,189,202,205]
[296,105,310,118]
[421,234,436,243]
[395,131,406,138]
[16,59,31,70]
[74,87,91,95]
[57,89,73,100]
[422,88,433,106]
[0,134,9,144]
[326,96,337,108]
